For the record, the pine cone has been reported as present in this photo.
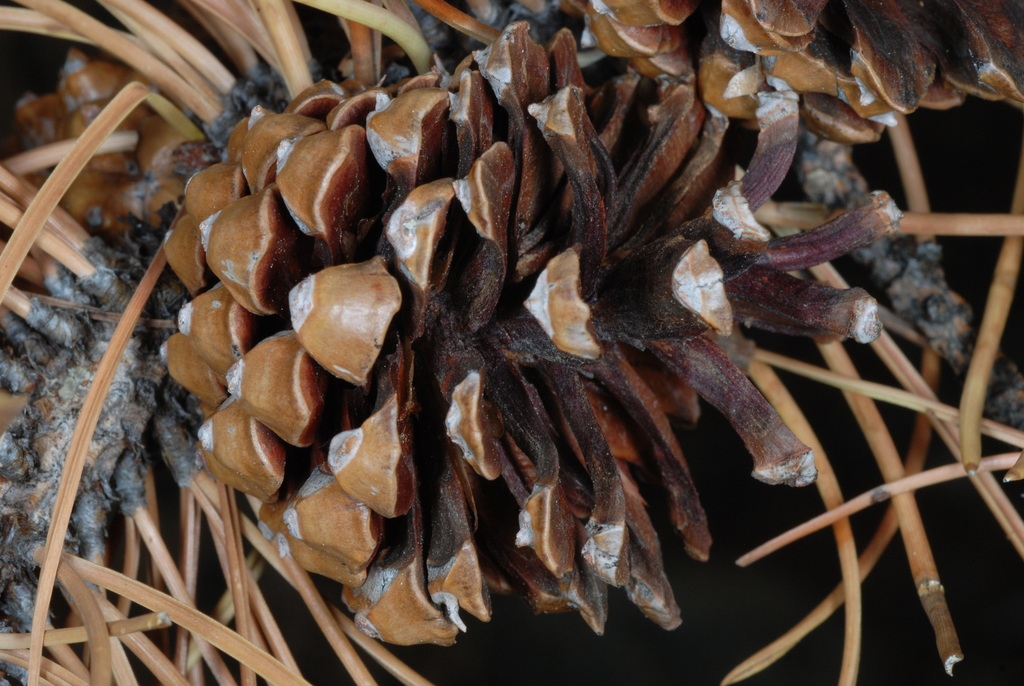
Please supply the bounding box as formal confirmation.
[10,49,213,238]
[165,23,899,645]
[569,1,1024,143]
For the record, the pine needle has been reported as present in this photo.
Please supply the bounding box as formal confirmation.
[177,0,278,68]
[900,212,1024,236]
[132,505,239,686]
[48,552,113,686]
[1004,452,1024,482]
[35,643,87,684]
[0,241,44,286]
[175,489,202,676]
[379,0,422,38]
[0,165,92,245]
[752,348,1024,449]
[94,599,188,686]
[252,0,314,97]
[241,552,300,673]
[723,349,940,686]
[209,476,419,685]
[959,120,1024,472]
[216,483,257,686]
[747,361,862,686]
[99,2,224,108]
[0,614,170,650]
[293,0,432,73]
[812,263,1024,560]
[0,649,89,686]
[737,453,1018,566]
[3,286,32,319]
[185,481,301,675]
[405,0,499,43]
[817,339,963,674]
[2,132,139,176]
[724,507,900,685]
[757,201,1024,236]
[96,0,235,93]
[0,6,87,41]
[116,516,142,617]
[0,175,95,278]
[959,235,1023,472]
[329,609,438,686]
[345,18,382,86]
[888,113,931,216]
[61,553,314,686]
[109,627,142,686]
[193,477,378,684]
[278,556,380,686]
[176,0,259,72]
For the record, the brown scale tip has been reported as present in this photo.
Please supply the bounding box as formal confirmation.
[225,331,325,448]
[163,333,226,407]
[1003,452,1024,482]
[178,284,258,377]
[283,468,382,574]
[525,249,602,360]
[289,257,402,386]
[197,399,286,502]
[327,396,414,519]
[445,371,504,481]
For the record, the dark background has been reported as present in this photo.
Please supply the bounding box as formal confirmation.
[2,9,1024,686]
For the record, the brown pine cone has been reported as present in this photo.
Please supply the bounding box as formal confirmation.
[164,22,899,645]
[11,49,211,238]
[568,1,1024,143]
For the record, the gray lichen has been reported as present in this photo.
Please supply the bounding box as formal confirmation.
[0,217,200,632]
[798,130,1024,430]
